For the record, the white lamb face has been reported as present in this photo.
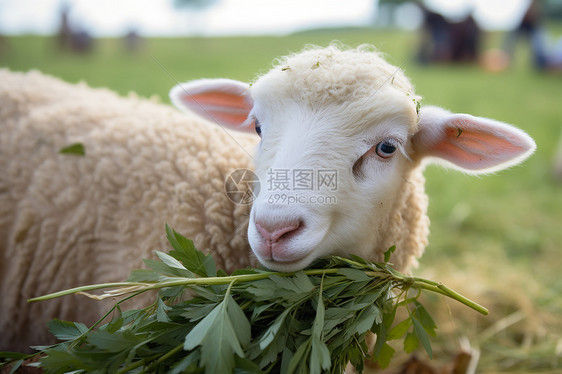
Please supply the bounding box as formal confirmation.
[245,78,419,271]
[170,46,536,272]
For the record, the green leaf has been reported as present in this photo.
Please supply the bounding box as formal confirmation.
[143,258,193,278]
[245,279,277,301]
[287,339,310,374]
[246,276,310,303]
[250,302,275,323]
[345,280,372,297]
[371,303,383,325]
[190,285,223,302]
[310,337,330,374]
[280,347,294,374]
[375,343,395,369]
[0,352,31,359]
[383,246,396,263]
[324,306,353,323]
[347,254,370,265]
[230,268,262,276]
[234,356,263,374]
[169,350,200,374]
[287,284,332,374]
[59,143,85,156]
[156,251,190,271]
[269,274,312,294]
[381,297,397,329]
[351,304,380,336]
[310,281,331,374]
[340,294,378,313]
[101,307,123,334]
[87,330,141,352]
[7,359,23,374]
[184,289,248,374]
[387,318,411,340]
[371,320,387,359]
[413,301,437,337]
[258,309,290,350]
[338,268,371,282]
[157,298,172,322]
[127,268,163,282]
[46,319,88,341]
[166,224,216,277]
[183,303,220,349]
[226,294,251,347]
[403,332,419,353]
[39,349,90,371]
[293,271,315,293]
[181,302,218,322]
[412,317,433,359]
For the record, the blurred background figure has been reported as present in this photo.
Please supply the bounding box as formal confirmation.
[57,1,93,53]
[123,28,143,52]
[502,0,562,71]
[0,33,5,59]
[531,29,562,70]
[417,2,481,64]
[503,0,542,67]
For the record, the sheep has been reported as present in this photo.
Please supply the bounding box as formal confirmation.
[0,44,535,353]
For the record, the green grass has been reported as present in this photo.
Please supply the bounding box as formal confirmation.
[2,29,561,372]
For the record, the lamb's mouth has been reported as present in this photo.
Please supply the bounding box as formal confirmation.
[259,252,317,273]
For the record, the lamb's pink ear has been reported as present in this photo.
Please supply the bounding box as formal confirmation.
[169,78,255,132]
[413,106,536,173]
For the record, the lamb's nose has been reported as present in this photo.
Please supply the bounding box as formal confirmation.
[255,220,302,244]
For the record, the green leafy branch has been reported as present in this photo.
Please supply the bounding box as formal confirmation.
[20,225,487,373]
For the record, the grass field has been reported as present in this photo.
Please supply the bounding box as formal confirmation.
[1,28,561,372]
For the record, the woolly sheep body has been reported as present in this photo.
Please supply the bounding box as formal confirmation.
[0,65,427,353]
[0,69,257,352]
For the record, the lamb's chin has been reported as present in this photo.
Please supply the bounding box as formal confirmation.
[257,252,316,272]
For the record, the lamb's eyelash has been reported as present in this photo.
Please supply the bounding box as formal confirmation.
[393,139,411,161]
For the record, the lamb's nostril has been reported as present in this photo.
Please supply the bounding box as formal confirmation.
[255,220,302,244]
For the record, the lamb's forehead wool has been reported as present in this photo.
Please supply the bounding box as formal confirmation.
[251,45,416,109]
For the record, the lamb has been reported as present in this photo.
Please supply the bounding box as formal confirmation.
[0,44,535,353]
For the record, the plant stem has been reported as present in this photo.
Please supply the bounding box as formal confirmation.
[389,272,489,316]
[28,266,488,315]
[28,269,341,302]
[27,282,149,302]
[436,283,489,316]
[140,343,184,373]
[117,358,147,374]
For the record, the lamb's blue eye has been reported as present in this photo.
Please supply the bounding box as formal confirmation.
[255,119,262,137]
[375,140,397,158]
